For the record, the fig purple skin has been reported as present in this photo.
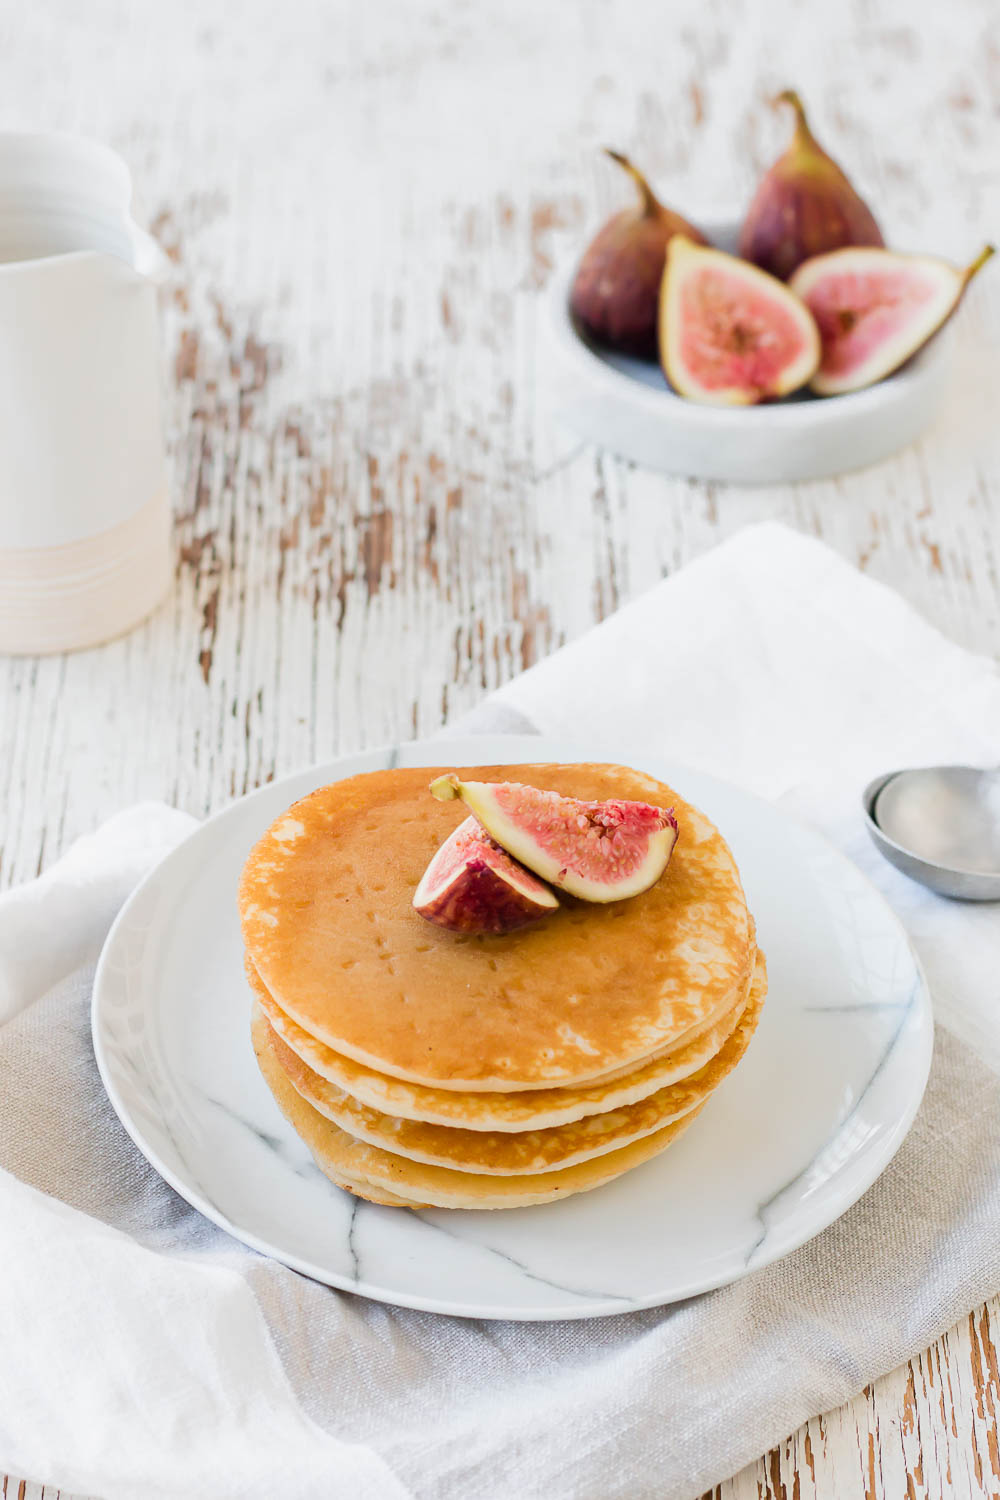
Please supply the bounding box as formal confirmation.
[739,90,884,283]
[429,776,678,903]
[570,149,708,360]
[413,816,559,934]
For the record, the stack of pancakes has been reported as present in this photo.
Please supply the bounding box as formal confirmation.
[240,763,765,1211]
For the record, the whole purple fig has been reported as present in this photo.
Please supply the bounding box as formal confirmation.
[739,90,884,282]
[570,150,708,360]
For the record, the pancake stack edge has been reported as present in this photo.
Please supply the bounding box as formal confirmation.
[239,763,767,1212]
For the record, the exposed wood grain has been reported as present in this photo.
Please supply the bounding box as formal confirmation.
[1,1,999,1496]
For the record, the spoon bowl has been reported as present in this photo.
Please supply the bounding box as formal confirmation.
[863,766,1000,901]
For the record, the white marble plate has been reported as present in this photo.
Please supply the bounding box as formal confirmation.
[92,735,933,1321]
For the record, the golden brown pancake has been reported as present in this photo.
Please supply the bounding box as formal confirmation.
[318,1172,425,1209]
[240,763,752,1089]
[263,955,765,1174]
[252,1004,708,1210]
[249,954,755,1130]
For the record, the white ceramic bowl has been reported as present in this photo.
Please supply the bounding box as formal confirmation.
[543,221,952,485]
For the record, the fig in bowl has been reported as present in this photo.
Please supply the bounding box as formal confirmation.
[570,149,707,360]
[739,89,884,281]
[789,243,995,395]
[659,236,820,405]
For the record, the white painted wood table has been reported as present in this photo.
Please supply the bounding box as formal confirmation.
[2,1,999,1495]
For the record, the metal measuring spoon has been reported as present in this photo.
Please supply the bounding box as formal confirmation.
[863,766,1000,900]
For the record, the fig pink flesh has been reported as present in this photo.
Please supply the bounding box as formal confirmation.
[678,266,812,392]
[424,816,553,897]
[413,815,557,934]
[441,779,679,902]
[492,785,672,882]
[803,265,940,379]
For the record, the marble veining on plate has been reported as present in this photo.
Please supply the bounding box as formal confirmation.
[92,736,933,1320]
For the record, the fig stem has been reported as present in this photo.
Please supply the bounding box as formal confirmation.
[963,244,996,286]
[603,148,659,218]
[774,88,813,145]
[429,774,460,801]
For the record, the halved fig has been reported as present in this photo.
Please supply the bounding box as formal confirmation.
[429,776,678,902]
[789,244,995,395]
[413,815,559,933]
[660,236,820,405]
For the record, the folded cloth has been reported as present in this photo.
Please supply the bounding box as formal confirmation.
[2,522,999,1500]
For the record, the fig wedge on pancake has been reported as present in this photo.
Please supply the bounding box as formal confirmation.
[429,775,678,902]
[413,815,558,933]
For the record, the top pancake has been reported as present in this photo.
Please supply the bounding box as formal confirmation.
[239,762,752,1089]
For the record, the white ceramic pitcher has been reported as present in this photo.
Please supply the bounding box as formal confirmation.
[0,132,172,654]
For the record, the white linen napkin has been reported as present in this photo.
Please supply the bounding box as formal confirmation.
[2,521,1000,1500]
